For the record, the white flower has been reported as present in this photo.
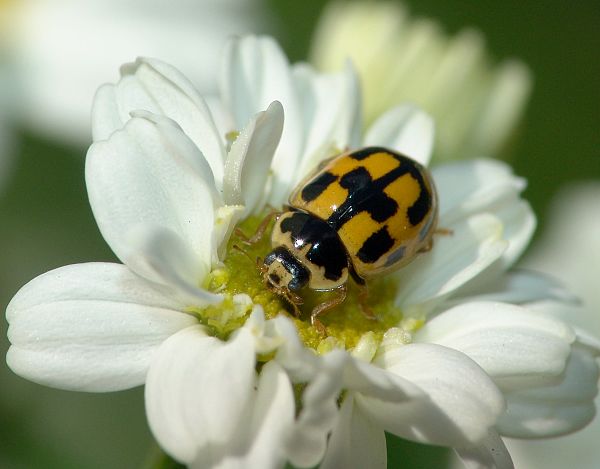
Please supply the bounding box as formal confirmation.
[310,1,532,163]
[0,0,262,143]
[6,35,598,469]
[502,183,600,469]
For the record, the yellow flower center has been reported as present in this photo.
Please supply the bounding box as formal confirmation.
[194,213,421,352]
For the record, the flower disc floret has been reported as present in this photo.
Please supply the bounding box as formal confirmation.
[201,212,406,351]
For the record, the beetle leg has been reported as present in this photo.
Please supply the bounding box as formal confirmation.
[288,298,303,318]
[311,284,348,334]
[231,244,258,264]
[287,291,304,306]
[418,239,434,253]
[269,287,304,318]
[420,227,454,253]
[278,289,303,317]
[355,282,377,320]
[235,209,281,245]
[348,267,375,320]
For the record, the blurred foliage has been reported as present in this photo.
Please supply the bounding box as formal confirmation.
[1,0,598,467]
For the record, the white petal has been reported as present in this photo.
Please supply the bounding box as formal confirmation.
[270,315,322,381]
[92,58,225,185]
[450,269,578,305]
[342,352,424,402]
[433,159,526,226]
[364,104,435,166]
[145,326,256,464]
[394,213,507,310]
[130,110,219,192]
[415,302,575,391]
[433,159,534,272]
[255,319,342,467]
[359,343,505,448]
[455,429,514,469]
[212,205,246,263]
[239,361,294,469]
[321,395,387,469]
[91,84,121,139]
[241,307,287,355]
[293,62,362,178]
[493,198,536,268]
[221,35,304,205]
[504,418,600,469]
[202,361,295,469]
[497,345,599,438]
[285,350,346,468]
[283,347,422,468]
[223,101,284,214]
[6,263,196,392]
[204,95,235,143]
[86,114,217,274]
[283,348,413,468]
[124,225,222,306]
[575,328,600,356]
[470,60,532,158]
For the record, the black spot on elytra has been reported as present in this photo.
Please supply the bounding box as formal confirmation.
[301,171,338,202]
[357,227,395,264]
[280,211,348,281]
[407,175,432,226]
[327,148,432,229]
[348,146,390,160]
[336,167,399,224]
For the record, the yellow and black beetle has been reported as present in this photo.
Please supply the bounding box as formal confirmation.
[239,146,439,332]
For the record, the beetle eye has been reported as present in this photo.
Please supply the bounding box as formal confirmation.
[268,273,281,286]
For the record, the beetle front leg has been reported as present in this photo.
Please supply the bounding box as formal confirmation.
[355,282,377,320]
[311,284,348,334]
[419,227,454,253]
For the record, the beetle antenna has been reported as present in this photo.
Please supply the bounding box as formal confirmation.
[232,244,255,264]
[234,209,281,245]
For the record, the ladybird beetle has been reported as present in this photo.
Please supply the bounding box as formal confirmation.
[240,146,439,332]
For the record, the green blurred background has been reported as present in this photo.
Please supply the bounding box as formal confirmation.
[0,0,598,467]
